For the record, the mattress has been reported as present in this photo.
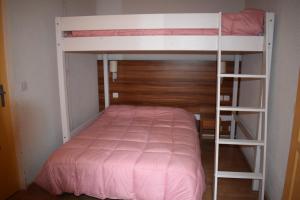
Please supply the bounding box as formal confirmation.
[67,9,265,37]
[35,105,205,200]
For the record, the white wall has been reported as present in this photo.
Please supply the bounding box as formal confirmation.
[96,0,245,14]
[66,53,99,132]
[4,0,64,186]
[63,0,96,17]
[4,0,97,186]
[95,0,245,61]
[239,0,300,199]
[63,0,99,132]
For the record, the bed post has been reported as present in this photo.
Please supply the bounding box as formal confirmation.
[103,54,110,108]
[55,17,71,143]
[230,55,241,139]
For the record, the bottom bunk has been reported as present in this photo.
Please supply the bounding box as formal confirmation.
[35,105,205,200]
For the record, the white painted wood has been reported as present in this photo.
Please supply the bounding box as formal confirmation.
[60,13,219,31]
[97,54,236,61]
[221,36,264,51]
[220,115,233,121]
[253,70,265,191]
[219,139,264,146]
[56,17,71,143]
[62,36,218,51]
[217,171,263,179]
[62,36,264,52]
[103,54,110,108]
[252,110,263,190]
[259,12,275,200]
[213,12,222,200]
[194,114,201,121]
[220,106,265,112]
[230,55,240,139]
[219,74,266,78]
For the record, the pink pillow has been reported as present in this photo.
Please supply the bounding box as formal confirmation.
[222,9,265,35]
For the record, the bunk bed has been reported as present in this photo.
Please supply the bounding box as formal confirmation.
[36,9,274,200]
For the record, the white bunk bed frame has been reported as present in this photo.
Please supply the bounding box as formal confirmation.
[55,12,274,200]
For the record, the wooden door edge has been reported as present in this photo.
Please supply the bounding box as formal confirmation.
[282,71,300,199]
[0,0,25,189]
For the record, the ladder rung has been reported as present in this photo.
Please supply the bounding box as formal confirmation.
[219,106,265,112]
[217,171,263,179]
[219,74,266,78]
[218,139,264,146]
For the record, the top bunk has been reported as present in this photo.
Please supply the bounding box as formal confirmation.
[55,9,274,52]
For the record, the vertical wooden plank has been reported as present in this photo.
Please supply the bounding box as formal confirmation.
[0,0,20,198]
[282,72,300,200]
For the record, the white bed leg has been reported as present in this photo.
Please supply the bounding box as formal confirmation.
[103,54,110,108]
[56,17,70,143]
[230,55,240,139]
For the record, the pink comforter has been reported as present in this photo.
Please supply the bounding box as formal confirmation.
[68,9,265,37]
[36,105,205,200]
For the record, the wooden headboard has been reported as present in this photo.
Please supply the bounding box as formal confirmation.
[98,60,234,116]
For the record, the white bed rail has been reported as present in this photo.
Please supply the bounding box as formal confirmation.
[56,12,265,52]
[62,35,264,52]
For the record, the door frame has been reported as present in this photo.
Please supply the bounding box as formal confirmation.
[282,71,300,199]
[1,0,25,189]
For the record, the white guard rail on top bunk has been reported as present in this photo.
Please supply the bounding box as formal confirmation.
[55,12,274,200]
[56,13,264,52]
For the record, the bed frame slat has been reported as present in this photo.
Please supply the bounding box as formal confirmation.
[62,36,264,52]
[60,13,219,31]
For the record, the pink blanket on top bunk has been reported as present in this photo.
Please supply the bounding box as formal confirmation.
[68,9,265,37]
[35,105,205,200]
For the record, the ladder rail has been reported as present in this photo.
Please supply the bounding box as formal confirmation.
[213,12,222,200]
[213,12,274,200]
[260,12,275,200]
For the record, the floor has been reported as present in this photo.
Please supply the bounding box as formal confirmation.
[8,140,258,200]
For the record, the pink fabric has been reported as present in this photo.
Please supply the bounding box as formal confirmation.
[68,9,265,37]
[222,9,265,35]
[35,105,205,200]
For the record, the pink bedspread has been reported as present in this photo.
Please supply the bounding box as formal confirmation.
[68,9,264,37]
[35,105,205,200]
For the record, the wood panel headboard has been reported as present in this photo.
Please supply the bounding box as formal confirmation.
[98,60,234,116]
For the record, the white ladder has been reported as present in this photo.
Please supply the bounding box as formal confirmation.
[213,13,274,200]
